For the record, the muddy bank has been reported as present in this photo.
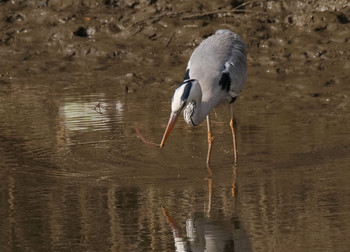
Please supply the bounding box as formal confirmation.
[1,1,349,79]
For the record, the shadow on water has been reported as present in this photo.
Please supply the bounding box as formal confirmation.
[1,71,350,251]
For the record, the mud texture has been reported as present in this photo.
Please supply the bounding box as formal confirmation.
[1,1,349,84]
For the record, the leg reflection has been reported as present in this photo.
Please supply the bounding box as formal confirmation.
[204,177,213,218]
[232,164,237,197]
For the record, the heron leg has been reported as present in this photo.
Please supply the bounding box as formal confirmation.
[230,104,238,165]
[206,114,214,173]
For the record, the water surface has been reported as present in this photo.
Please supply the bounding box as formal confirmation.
[1,69,349,252]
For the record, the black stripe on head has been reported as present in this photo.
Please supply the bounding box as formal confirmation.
[184,68,190,80]
[219,71,231,92]
[180,81,192,102]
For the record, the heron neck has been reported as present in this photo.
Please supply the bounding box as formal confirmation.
[191,100,212,125]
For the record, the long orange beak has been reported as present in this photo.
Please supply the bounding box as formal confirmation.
[160,112,180,148]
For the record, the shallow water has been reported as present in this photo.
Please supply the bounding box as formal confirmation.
[1,67,349,252]
[1,1,350,251]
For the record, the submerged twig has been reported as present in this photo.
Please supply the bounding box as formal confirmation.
[94,101,103,114]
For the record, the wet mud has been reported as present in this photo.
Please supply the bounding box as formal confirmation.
[1,1,350,251]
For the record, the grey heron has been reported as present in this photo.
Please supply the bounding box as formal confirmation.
[160,29,247,168]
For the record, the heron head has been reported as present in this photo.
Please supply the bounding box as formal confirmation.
[160,79,201,147]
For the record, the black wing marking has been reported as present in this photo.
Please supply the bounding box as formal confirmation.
[184,68,190,80]
[180,81,192,102]
[219,71,231,92]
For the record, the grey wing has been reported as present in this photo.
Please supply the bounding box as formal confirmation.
[218,32,247,98]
